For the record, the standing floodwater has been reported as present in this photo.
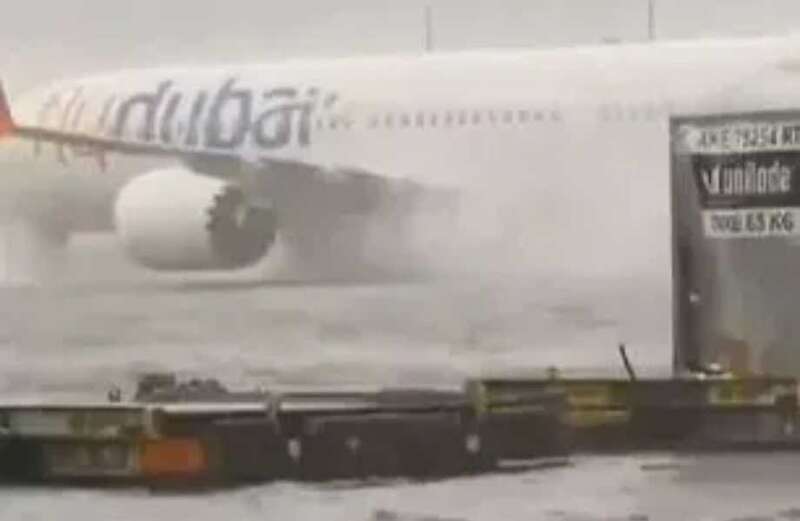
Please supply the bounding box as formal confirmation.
[0,255,670,399]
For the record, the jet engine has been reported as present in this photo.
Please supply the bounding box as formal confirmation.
[113,168,277,270]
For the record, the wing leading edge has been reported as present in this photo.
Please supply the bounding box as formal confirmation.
[0,80,451,221]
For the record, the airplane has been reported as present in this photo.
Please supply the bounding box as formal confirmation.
[2,33,800,283]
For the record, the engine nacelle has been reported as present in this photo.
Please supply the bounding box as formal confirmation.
[114,168,276,271]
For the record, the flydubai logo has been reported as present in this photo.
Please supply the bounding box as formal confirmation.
[38,77,339,153]
[111,78,338,150]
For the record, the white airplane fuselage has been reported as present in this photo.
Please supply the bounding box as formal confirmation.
[6,35,800,285]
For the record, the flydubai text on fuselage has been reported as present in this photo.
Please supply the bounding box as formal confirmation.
[10,35,800,185]
[4,34,800,279]
[36,78,335,157]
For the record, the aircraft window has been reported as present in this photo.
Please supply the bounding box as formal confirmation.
[444,111,454,126]
[472,111,481,125]
[550,109,562,122]
[533,110,544,121]
[315,118,325,131]
[400,113,411,127]
[416,112,425,127]
[385,114,394,128]
[429,113,438,127]
[368,115,379,128]
[518,110,530,123]
[458,111,468,126]
[329,118,339,130]
[503,110,513,124]
[487,110,497,124]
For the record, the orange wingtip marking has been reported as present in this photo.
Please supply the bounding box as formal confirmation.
[0,84,14,138]
[0,119,13,138]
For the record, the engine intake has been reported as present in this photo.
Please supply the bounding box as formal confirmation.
[114,168,276,270]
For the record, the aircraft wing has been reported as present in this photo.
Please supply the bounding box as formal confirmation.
[0,81,450,220]
[0,80,450,208]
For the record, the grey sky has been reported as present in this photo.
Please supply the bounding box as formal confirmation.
[5,0,800,94]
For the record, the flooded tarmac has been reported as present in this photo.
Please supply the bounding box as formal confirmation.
[0,235,783,521]
[0,234,672,399]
